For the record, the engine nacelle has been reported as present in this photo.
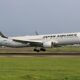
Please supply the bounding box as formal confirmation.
[42,41,54,48]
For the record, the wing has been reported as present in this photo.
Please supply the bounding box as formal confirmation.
[13,39,43,47]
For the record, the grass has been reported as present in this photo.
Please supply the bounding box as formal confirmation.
[47,46,80,52]
[0,57,80,80]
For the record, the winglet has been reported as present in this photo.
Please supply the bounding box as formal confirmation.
[0,32,8,38]
[35,31,39,35]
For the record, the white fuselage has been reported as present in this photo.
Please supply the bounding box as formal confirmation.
[0,32,80,48]
[11,32,80,45]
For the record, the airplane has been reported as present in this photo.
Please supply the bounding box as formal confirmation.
[0,32,80,52]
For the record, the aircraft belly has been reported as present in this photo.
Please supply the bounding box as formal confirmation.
[1,40,29,47]
[56,37,80,45]
[8,42,29,47]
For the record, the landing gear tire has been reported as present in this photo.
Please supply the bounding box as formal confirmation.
[33,47,46,52]
[40,48,46,51]
[34,48,40,52]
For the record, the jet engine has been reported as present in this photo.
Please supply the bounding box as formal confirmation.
[42,41,54,48]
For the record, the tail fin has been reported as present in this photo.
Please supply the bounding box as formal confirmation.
[0,32,8,38]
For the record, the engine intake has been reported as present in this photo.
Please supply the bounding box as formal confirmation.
[42,41,55,48]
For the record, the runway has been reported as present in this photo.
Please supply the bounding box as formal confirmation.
[0,47,80,57]
[0,52,80,56]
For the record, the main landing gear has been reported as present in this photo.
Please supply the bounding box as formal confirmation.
[33,47,46,52]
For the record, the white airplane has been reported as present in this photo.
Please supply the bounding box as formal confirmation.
[0,32,80,52]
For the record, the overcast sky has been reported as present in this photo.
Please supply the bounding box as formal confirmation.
[0,0,80,36]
